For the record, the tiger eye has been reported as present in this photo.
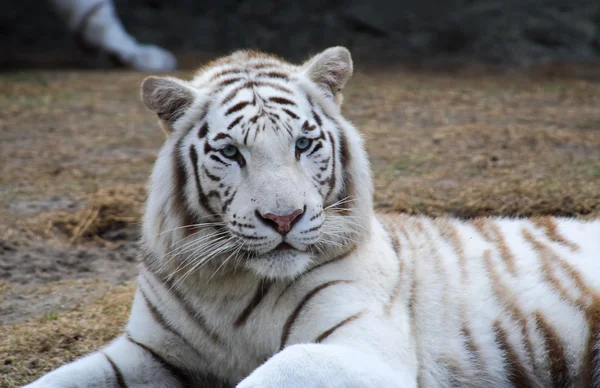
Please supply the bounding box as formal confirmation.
[221,145,238,158]
[296,138,312,151]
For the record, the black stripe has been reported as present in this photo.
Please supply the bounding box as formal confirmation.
[125,335,194,388]
[229,229,267,240]
[210,154,229,165]
[154,273,224,346]
[103,352,128,388]
[253,81,293,94]
[216,77,242,87]
[189,145,215,215]
[210,68,242,80]
[221,190,237,213]
[204,141,216,155]
[173,137,199,237]
[202,166,221,182]
[307,142,323,157]
[221,83,248,105]
[325,132,337,199]
[282,108,299,119]
[235,280,273,327]
[225,101,250,116]
[312,110,322,126]
[228,116,243,130]
[302,120,317,132]
[314,311,364,343]
[198,123,209,139]
[269,97,295,106]
[257,71,288,79]
[213,133,232,141]
[280,280,352,350]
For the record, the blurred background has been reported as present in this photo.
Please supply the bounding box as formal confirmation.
[4,0,600,70]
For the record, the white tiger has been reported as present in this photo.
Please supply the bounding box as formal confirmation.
[25,46,600,388]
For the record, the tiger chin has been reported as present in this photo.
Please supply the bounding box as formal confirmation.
[25,46,600,388]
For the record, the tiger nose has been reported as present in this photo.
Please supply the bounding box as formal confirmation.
[256,208,305,236]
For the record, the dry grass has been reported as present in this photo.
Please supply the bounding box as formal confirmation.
[0,282,134,387]
[20,185,146,246]
[1,63,599,386]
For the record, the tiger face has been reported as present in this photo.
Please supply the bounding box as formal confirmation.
[141,47,373,279]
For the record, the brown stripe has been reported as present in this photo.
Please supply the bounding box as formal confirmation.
[381,222,403,315]
[487,220,517,275]
[280,280,352,350]
[471,218,493,241]
[534,312,571,387]
[481,249,536,368]
[103,352,128,388]
[314,310,365,343]
[472,218,517,275]
[531,216,579,252]
[522,228,590,307]
[235,280,273,327]
[492,321,535,388]
[582,303,600,388]
[461,323,484,369]
[435,219,467,283]
[125,334,194,388]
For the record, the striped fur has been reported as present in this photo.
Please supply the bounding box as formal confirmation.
[25,47,600,388]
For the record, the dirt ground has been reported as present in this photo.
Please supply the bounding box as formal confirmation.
[1,62,600,386]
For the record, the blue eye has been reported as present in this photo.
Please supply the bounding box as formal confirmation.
[221,145,238,158]
[296,138,312,151]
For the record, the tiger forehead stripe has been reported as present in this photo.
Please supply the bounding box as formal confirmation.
[212,133,231,141]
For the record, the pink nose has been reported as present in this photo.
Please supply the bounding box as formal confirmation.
[258,208,305,235]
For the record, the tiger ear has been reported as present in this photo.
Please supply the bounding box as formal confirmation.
[141,76,195,133]
[303,46,353,105]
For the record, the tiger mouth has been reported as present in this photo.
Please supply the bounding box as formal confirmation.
[274,242,294,251]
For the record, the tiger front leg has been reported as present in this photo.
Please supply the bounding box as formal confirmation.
[237,343,416,388]
[23,335,186,388]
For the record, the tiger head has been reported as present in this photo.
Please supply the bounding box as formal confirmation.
[141,47,373,280]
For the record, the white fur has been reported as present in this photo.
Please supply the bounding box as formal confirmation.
[25,47,600,388]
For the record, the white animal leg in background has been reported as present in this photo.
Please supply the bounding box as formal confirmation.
[48,0,177,72]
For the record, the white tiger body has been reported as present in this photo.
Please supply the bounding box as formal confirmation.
[25,47,600,388]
